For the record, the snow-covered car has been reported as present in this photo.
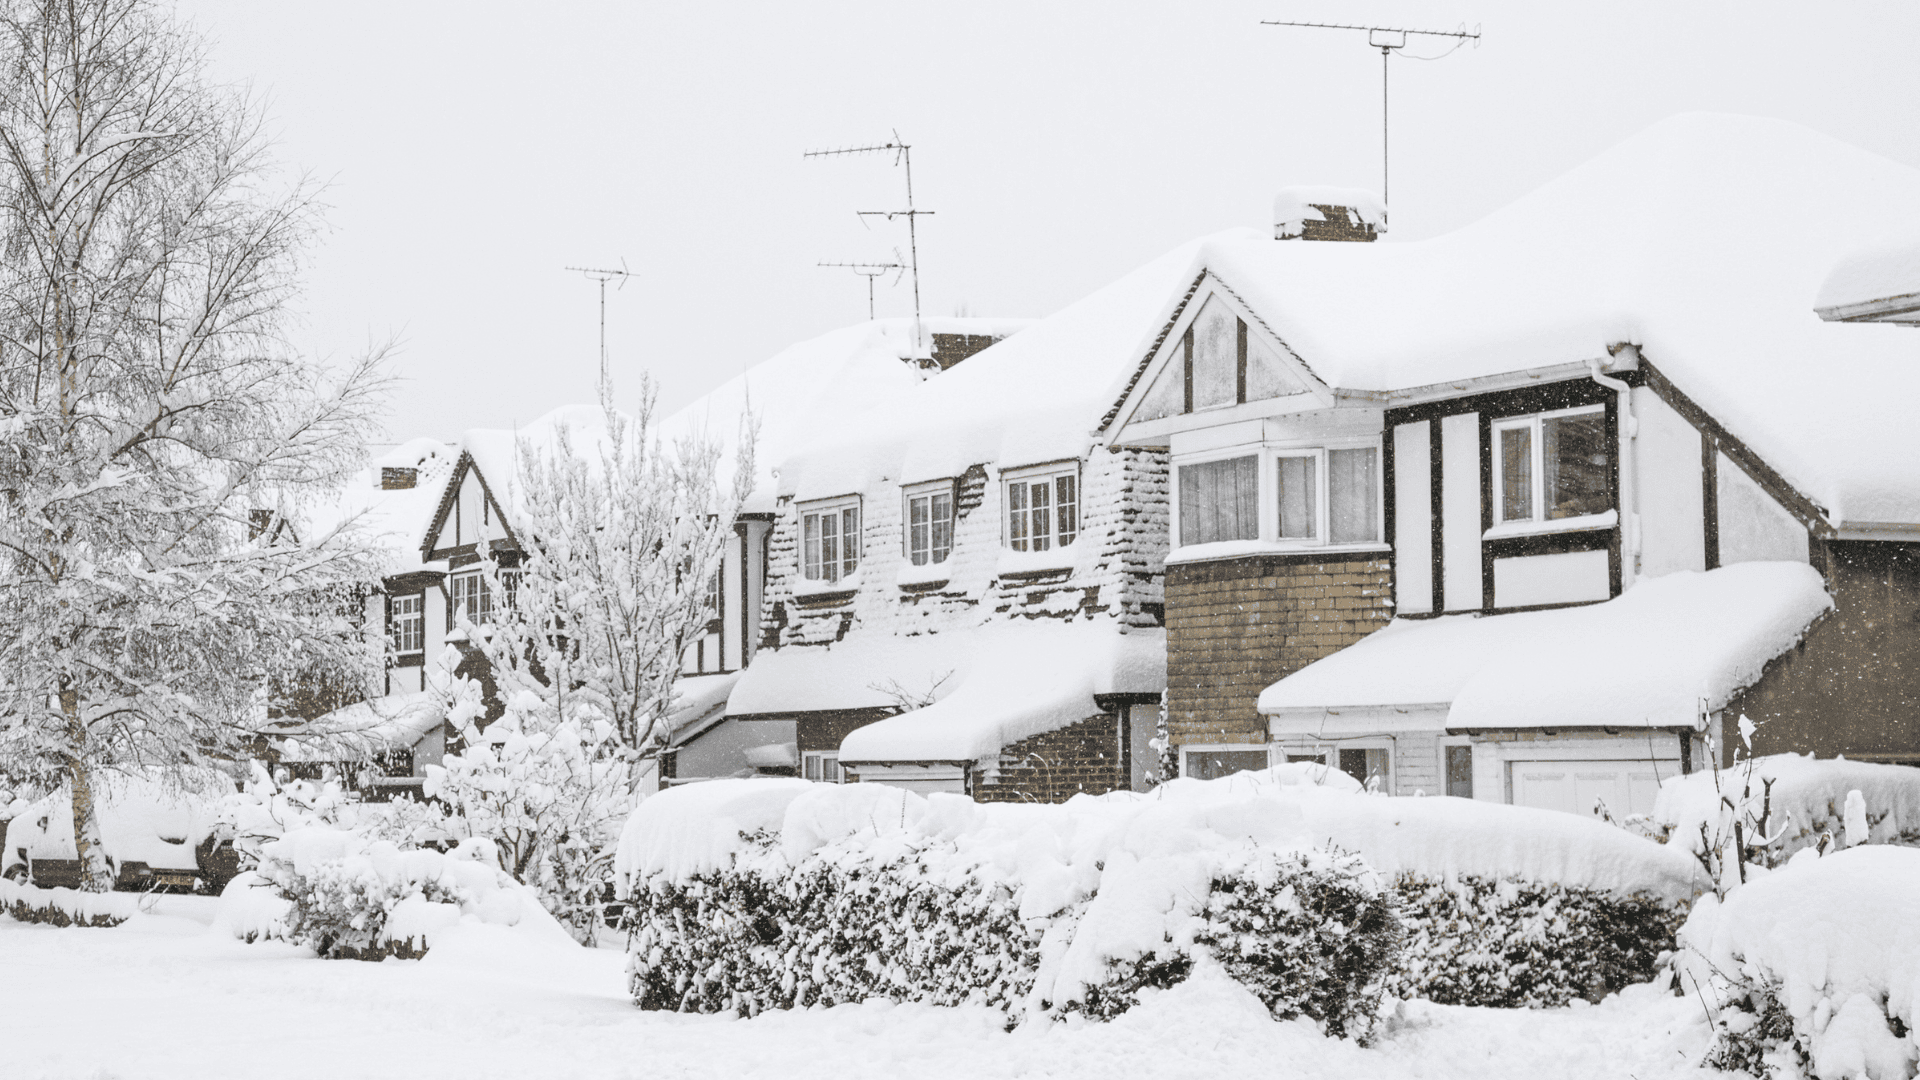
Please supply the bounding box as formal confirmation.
[1,773,239,893]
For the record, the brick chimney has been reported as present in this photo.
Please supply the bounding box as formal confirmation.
[380,466,418,490]
[1274,186,1385,242]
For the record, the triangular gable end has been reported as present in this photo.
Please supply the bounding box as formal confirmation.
[1109,273,1331,445]
[421,452,520,561]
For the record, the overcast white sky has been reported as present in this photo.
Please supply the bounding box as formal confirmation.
[174,1,1920,444]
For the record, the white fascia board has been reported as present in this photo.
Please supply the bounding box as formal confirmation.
[1814,293,1920,324]
[1363,356,1632,408]
[1836,520,1920,541]
[1118,392,1335,445]
[1264,705,1451,736]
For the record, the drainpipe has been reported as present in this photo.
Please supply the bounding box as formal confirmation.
[1591,348,1638,592]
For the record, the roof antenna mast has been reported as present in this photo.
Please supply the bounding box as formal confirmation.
[1260,20,1481,219]
[805,132,935,362]
[817,254,906,321]
[565,260,631,386]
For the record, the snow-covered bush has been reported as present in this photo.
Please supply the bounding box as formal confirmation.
[1653,751,1920,893]
[239,827,562,959]
[1678,845,1920,1079]
[615,772,1697,1028]
[1388,874,1685,1007]
[0,878,138,927]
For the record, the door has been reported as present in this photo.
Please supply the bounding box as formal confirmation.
[1509,759,1668,818]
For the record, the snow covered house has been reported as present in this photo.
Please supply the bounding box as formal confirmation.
[718,274,1188,800]
[1099,114,1920,816]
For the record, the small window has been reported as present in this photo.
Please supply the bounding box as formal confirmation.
[905,484,954,566]
[1179,455,1258,545]
[1184,746,1270,781]
[801,501,861,582]
[1338,747,1391,792]
[1496,407,1610,524]
[1006,469,1078,552]
[389,593,424,655]
[1445,745,1474,798]
[803,751,842,784]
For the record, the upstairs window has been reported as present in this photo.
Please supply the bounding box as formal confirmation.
[1180,455,1258,545]
[802,500,861,583]
[905,482,955,566]
[389,593,423,655]
[450,572,490,625]
[1006,468,1078,552]
[1278,446,1380,545]
[1495,406,1610,524]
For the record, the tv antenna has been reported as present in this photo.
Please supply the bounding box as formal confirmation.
[817,255,905,321]
[566,260,630,384]
[805,131,934,360]
[1261,20,1480,216]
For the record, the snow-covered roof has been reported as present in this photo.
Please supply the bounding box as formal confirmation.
[778,243,1207,502]
[1815,233,1920,324]
[666,671,742,743]
[723,623,1163,763]
[1256,562,1833,730]
[298,438,454,576]
[1112,114,1920,525]
[277,691,447,760]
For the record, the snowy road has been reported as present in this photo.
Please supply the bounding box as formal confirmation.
[1,906,1719,1080]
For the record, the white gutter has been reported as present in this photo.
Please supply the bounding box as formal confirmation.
[1592,347,1638,591]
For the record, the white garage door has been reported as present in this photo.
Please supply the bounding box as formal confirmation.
[1509,760,1670,819]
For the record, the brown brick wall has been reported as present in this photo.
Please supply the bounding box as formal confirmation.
[974,712,1123,803]
[1165,554,1392,745]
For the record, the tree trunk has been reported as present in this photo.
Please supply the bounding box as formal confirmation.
[60,689,116,893]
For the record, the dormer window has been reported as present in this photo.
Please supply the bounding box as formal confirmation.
[801,498,861,583]
[1494,406,1610,525]
[1004,465,1078,552]
[903,481,955,566]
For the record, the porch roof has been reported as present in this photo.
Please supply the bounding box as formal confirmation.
[1256,562,1832,731]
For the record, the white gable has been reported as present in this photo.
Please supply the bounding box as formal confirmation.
[427,459,514,554]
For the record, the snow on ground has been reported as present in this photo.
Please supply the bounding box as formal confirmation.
[0,906,1722,1080]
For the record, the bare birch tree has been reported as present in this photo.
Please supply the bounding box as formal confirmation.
[0,0,389,890]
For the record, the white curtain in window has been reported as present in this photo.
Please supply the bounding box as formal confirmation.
[1179,456,1258,545]
[1277,455,1317,540]
[1328,447,1378,544]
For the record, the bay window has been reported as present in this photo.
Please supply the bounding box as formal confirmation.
[1180,455,1258,545]
[1005,468,1078,552]
[802,499,861,583]
[1494,406,1610,525]
[904,482,954,566]
[1177,443,1379,549]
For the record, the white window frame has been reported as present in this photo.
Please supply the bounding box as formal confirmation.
[798,496,862,584]
[802,750,843,784]
[1170,445,1262,549]
[1492,404,1608,527]
[902,479,957,567]
[1001,461,1080,553]
[389,592,424,656]
[1271,738,1397,793]
[449,570,491,625]
[1179,742,1273,781]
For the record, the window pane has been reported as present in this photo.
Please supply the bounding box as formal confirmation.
[804,514,821,580]
[1178,456,1258,545]
[1055,475,1077,547]
[1545,412,1610,519]
[1008,482,1028,551]
[1277,455,1317,540]
[1338,748,1390,791]
[1500,426,1533,522]
[819,512,838,583]
[931,493,952,563]
[1189,296,1238,410]
[1329,447,1378,544]
[909,496,929,566]
[1030,481,1050,552]
[1445,745,1474,798]
[841,507,860,576]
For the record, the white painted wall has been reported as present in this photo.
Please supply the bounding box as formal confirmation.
[1717,453,1809,565]
[1441,413,1482,611]
[1632,387,1707,580]
[1492,549,1611,608]
[1392,420,1433,614]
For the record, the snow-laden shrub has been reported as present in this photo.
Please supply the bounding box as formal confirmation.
[1388,874,1685,1007]
[242,827,553,959]
[1679,845,1920,1079]
[0,878,137,927]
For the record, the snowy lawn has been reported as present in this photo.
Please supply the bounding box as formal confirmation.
[2,903,1722,1080]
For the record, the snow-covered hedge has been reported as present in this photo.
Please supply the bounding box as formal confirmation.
[616,773,1700,1026]
[0,878,138,928]
[1653,754,1920,870]
[1679,845,1920,1079]
[227,827,571,959]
